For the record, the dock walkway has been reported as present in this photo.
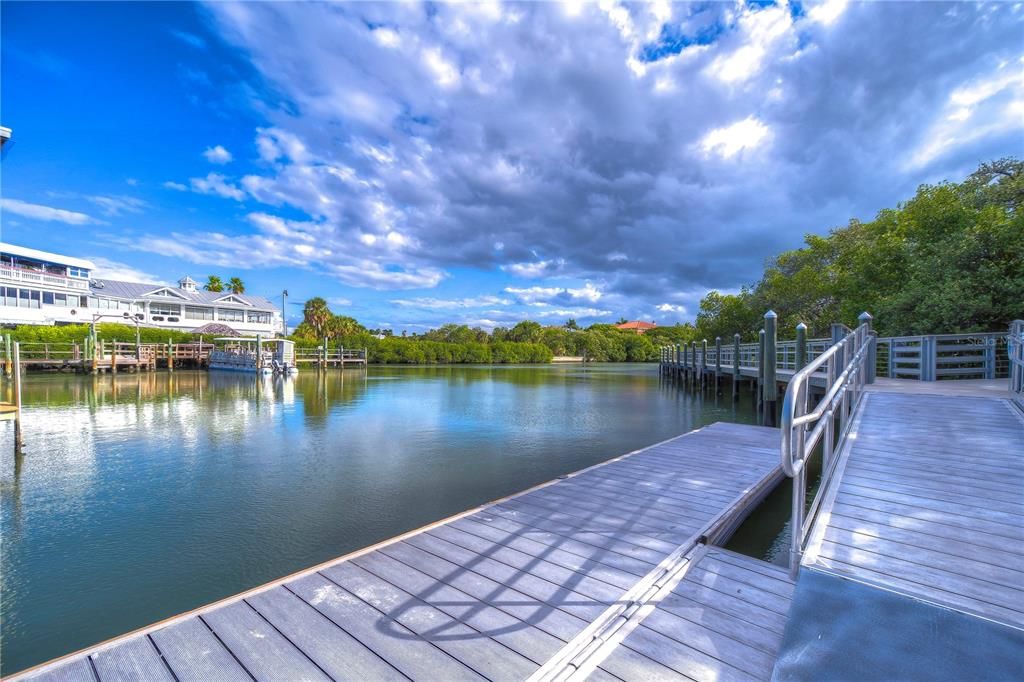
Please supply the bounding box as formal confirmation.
[15,422,783,682]
[802,387,1024,627]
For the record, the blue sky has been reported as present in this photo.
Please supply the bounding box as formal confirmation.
[1,1,1021,332]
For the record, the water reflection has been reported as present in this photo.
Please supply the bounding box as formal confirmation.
[0,364,759,675]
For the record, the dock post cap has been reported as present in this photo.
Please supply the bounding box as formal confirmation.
[796,322,808,330]
[715,336,721,342]
[759,328,765,336]
[764,310,778,319]
[734,332,741,340]
[858,311,873,322]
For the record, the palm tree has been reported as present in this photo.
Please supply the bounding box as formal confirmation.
[303,297,332,339]
[204,275,224,292]
[227,277,246,294]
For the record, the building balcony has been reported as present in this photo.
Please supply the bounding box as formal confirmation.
[0,265,90,290]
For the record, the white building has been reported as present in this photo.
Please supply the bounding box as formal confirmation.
[0,242,282,335]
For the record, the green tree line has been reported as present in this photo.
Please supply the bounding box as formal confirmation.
[693,158,1024,340]
[290,298,698,363]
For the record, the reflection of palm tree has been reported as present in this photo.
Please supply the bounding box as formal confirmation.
[204,275,224,292]
[228,277,246,294]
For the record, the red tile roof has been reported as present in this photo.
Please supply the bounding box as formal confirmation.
[616,321,657,330]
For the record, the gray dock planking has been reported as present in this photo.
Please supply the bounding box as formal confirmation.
[802,390,1024,630]
[14,421,783,682]
[595,549,795,682]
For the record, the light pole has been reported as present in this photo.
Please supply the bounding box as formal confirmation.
[281,289,289,336]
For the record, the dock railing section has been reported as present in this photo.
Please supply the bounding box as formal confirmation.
[1009,320,1024,400]
[780,313,874,576]
[875,331,1008,381]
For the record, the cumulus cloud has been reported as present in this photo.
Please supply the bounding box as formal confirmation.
[0,198,95,225]
[203,145,233,164]
[190,173,245,200]
[132,1,1021,319]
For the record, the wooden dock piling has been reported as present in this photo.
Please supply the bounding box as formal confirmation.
[12,341,22,453]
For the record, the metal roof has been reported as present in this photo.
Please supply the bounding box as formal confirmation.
[90,279,278,310]
[0,241,95,270]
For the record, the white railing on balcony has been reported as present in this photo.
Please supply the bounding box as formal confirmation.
[0,265,90,290]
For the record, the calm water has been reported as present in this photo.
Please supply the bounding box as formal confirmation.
[1,364,768,674]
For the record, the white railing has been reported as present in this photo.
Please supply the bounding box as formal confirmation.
[780,320,874,574]
[0,265,90,290]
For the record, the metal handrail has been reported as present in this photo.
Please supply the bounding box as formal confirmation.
[780,318,874,574]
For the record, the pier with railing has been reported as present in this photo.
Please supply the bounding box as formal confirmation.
[9,316,1024,682]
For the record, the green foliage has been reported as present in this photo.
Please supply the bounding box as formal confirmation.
[203,275,224,292]
[7,323,197,345]
[227,277,245,294]
[298,297,333,339]
[693,158,1024,338]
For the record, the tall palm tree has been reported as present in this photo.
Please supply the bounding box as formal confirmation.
[204,275,224,292]
[227,277,246,294]
[303,297,332,339]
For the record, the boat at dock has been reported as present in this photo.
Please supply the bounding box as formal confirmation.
[207,337,298,375]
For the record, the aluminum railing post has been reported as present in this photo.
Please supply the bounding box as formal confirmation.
[763,312,778,426]
[732,333,741,401]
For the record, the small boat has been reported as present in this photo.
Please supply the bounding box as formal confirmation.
[208,337,298,375]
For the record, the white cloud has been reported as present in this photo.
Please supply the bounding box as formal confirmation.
[534,307,612,318]
[908,60,1024,168]
[87,195,148,217]
[88,256,165,284]
[501,259,566,279]
[700,117,771,159]
[422,47,460,88]
[163,181,188,191]
[808,0,850,27]
[391,295,512,309]
[0,198,94,225]
[190,173,245,201]
[657,303,686,313]
[203,145,233,164]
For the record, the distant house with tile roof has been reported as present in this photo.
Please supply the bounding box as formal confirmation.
[615,320,657,334]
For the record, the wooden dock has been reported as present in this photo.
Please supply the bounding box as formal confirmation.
[11,422,784,682]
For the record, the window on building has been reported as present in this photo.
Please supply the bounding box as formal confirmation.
[150,303,181,317]
[218,308,244,322]
[247,311,271,324]
[185,306,214,320]
[18,289,30,307]
[42,292,55,305]
[68,267,89,278]
[3,287,16,307]
[55,293,68,307]
[29,290,41,309]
